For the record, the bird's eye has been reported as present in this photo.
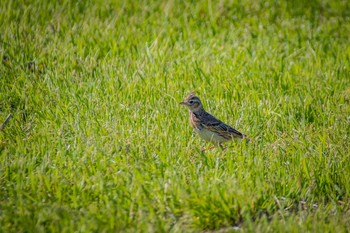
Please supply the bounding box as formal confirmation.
[189,100,194,104]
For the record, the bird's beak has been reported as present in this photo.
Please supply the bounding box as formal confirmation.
[180,101,188,105]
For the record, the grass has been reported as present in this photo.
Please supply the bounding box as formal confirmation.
[1,0,350,232]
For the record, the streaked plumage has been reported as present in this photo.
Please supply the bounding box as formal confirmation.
[180,92,249,147]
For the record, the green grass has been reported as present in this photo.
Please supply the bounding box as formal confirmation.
[1,0,350,232]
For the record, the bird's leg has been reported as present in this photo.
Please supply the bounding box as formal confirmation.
[201,145,216,152]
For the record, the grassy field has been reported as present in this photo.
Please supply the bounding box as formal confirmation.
[1,0,350,232]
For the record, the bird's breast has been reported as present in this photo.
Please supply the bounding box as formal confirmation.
[189,112,200,129]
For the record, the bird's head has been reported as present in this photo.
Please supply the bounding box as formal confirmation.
[180,92,204,112]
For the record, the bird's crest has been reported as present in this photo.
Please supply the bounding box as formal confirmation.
[185,91,196,101]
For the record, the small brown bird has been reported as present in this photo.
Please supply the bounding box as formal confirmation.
[180,92,249,148]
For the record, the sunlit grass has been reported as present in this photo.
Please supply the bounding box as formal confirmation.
[1,0,350,232]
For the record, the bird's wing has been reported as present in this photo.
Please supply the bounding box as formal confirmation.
[200,112,244,139]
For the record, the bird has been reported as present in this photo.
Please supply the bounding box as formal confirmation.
[180,92,249,148]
